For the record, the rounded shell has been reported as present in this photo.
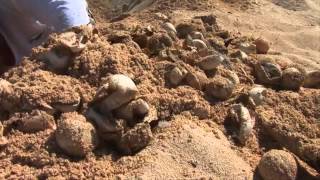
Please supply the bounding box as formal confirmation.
[255,61,282,85]
[258,150,298,180]
[254,38,270,54]
[163,22,177,34]
[248,86,267,106]
[198,54,224,71]
[304,70,320,88]
[281,67,305,90]
[56,112,99,157]
[96,74,138,112]
[206,77,235,100]
[169,67,187,86]
[185,71,208,90]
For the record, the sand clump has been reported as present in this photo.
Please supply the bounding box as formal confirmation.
[55,112,99,157]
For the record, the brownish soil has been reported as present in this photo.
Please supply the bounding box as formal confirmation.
[0,0,319,179]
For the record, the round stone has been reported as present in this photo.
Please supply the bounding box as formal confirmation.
[258,150,298,180]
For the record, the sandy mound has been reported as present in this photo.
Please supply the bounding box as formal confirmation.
[0,0,319,179]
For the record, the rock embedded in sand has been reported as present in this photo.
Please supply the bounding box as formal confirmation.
[86,108,126,142]
[230,50,248,61]
[95,74,138,113]
[254,38,270,54]
[176,23,197,39]
[239,43,256,54]
[205,76,235,100]
[0,122,3,137]
[147,34,173,54]
[248,85,267,106]
[43,46,73,72]
[162,22,177,34]
[191,31,205,40]
[55,112,99,157]
[196,14,217,26]
[281,67,305,90]
[58,31,87,53]
[115,99,150,125]
[169,66,188,86]
[0,122,6,147]
[255,61,282,85]
[229,104,254,144]
[192,39,208,50]
[258,150,298,180]
[117,123,153,155]
[185,71,208,90]
[224,70,240,85]
[9,110,55,133]
[52,95,81,113]
[198,54,225,71]
[303,70,320,88]
[0,79,16,111]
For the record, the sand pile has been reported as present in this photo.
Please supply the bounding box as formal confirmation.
[0,0,319,179]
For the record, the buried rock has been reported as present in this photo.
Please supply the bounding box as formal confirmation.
[205,76,235,100]
[7,110,55,133]
[0,122,6,147]
[248,85,267,107]
[0,79,19,111]
[303,70,320,88]
[55,112,99,157]
[94,74,138,114]
[117,123,153,155]
[254,38,270,54]
[254,61,282,86]
[147,33,173,55]
[162,22,177,34]
[168,66,188,86]
[258,150,298,180]
[281,67,305,90]
[239,42,256,54]
[197,54,225,71]
[185,70,208,90]
[115,99,150,126]
[41,46,73,72]
[86,108,126,142]
[229,104,255,144]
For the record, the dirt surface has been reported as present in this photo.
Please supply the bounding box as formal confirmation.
[0,0,319,179]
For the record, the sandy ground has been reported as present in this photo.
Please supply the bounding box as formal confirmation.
[169,0,320,70]
[0,0,319,179]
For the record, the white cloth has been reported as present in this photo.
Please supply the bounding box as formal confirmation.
[0,0,91,64]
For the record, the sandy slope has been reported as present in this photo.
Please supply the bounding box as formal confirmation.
[216,0,320,70]
[0,0,319,179]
